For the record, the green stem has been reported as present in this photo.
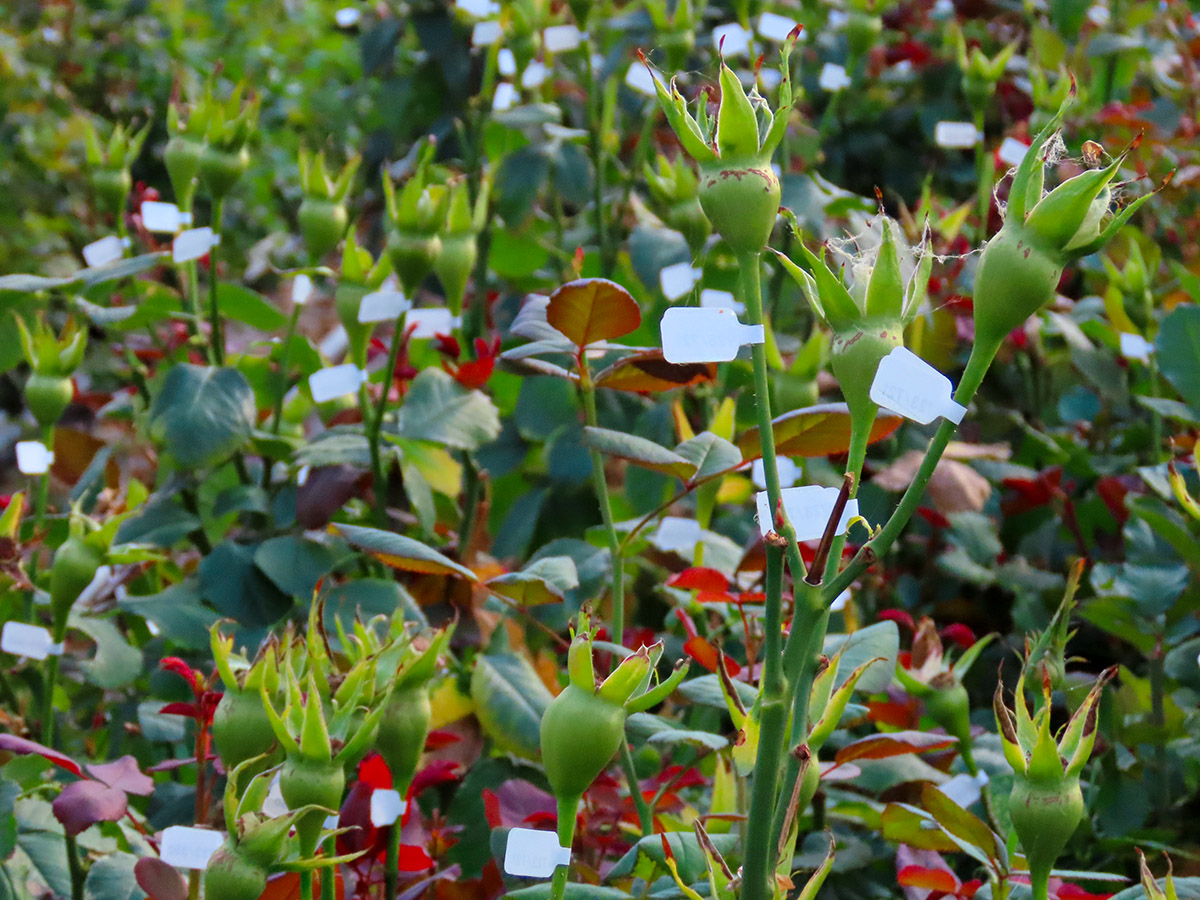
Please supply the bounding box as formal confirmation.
[384,822,402,900]
[580,363,625,644]
[269,304,302,436]
[300,868,315,900]
[321,836,335,900]
[1031,868,1050,900]
[65,833,85,900]
[973,110,992,244]
[550,794,579,900]
[1149,637,1169,818]
[208,198,225,366]
[369,313,407,527]
[40,655,60,747]
[187,871,199,900]
[34,423,54,534]
[618,742,653,837]
[583,37,611,277]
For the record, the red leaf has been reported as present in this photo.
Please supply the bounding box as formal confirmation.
[834,731,958,765]
[87,756,154,796]
[412,760,463,796]
[939,624,977,651]
[158,702,199,718]
[397,844,435,872]
[0,734,83,775]
[867,700,921,729]
[666,568,729,593]
[1057,885,1113,900]
[482,789,502,829]
[683,635,721,673]
[52,780,128,835]
[424,729,461,750]
[898,866,960,892]
[878,609,915,632]
[135,858,188,900]
[546,278,641,348]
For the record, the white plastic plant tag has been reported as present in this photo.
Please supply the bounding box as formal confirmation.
[497,48,517,76]
[751,457,798,490]
[757,68,783,90]
[521,61,548,89]
[141,200,193,233]
[940,771,988,808]
[82,235,130,268]
[309,364,367,403]
[334,7,360,27]
[712,22,751,57]
[407,308,460,339]
[997,137,1029,166]
[1087,4,1110,25]
[935,121,982,149]
[293,274,314,306]
[458,0,499,16]
[319,325,349,360]
[543,24,583,53]
[830,588,851,612]
[870,347,966,425]
[370,789,407,826]
[173,227,219,263]
[659,262,702,300]
[625,62,657,96]
[358,290,410,323]
[653,517,701,555]
[493,81,517,111]
[660,307,764,364]
[1,622,62,660]
[160,826,224,870]
[1119,332,1153,362]
[472,20,502,46]
[699,289,745,314]
[819,63,851,91]
[504,828,572,878]
[323,814,340,830]
[16,441,54,475]
[757,11,798,41]
[262,773,288,817]
[754,486,860,541]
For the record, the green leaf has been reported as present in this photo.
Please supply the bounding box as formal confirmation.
[545,278,641,348]
[677,673,757,710]
[321,579,426,635]
[469,652,553,760]
[117,581,219,650]
[335,523,477,580]
[646,729,729,751]
[70,615,143,690]
[84,853,145,900]
[1107,879,1200,900]
[392,369,501,451]
[487,556,580,606]
[113,500,200,548]
[822,621,899,693]
[293,428,373,469]
[505,886,634,900]
[198,542,293,627]
[0,778,19,859]
[674,432,742,483]
[1157,306,1200,409]
[919,785,1000,860]
[216,283,288,331]
[737,403,903,460]
[148,365,256,470]
[253,536,338,598]
[582,426,695,479]
[0,253,166,294]
[608,832,739,884]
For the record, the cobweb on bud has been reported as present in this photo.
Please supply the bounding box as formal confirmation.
[993,131,1070,220]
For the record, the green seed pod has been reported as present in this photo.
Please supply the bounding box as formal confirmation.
[203,846,268,900]
[199,145,251,200]
[698,162,781,257]
[922,679,972,748]
[385,231,441,297]
[49,533,103,636]
[299,198,349,261]
[540,683,628,803]
[212,689,278,773]
[377,689,432,794]
[280,754,344,855]
[91,168,131,218]
[82,120,149,217]
[24,374,74,429]
[165,135,205,209]
[1009,775,1084,889]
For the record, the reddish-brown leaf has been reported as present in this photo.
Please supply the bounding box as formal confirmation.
[135,858,188,900]
[593,350,716,393]
[737,403,903,460]
[52,780,128,835]
[666,568,729,593]
[834,730,958,765]
[0,734,83,775]
[546,278,641,348]
[898,866,960,892]
[87,756,154,795]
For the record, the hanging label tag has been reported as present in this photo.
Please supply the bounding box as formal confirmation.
[262,772,288,817]
[504,828,572,878]
[652,517,701,555]
[625,63,657,97]
[660,307,764,364]
[407,308,460,339]
[757,11,799,41]
[751,457,798,490]
[160,826,224,870]
[934,121,982,149]
[492,81,517,111]
[818,63,851,91]
[1119,332,1153,362]
[659,262,702,301]
[370,790,407,826]
[141,201,193,234]
[997,137,1029,166]
[309,364,367,403]
[1,622,62,660]
[830,588,851,612]
[334,7,360,27]
[870,347,966,425]
[16,441,55,475]
[292,274,314,306]
[358,290,410,323]
[472,20,502,46]
[458,0,499,16]
[497,48,517,76]
[699,289,745,314]
[712,22,751,57]
[754,486,859,541]
[83,235,131,268]
[173,227,219,263]
[521,61,548,89]
[543,24,583,53]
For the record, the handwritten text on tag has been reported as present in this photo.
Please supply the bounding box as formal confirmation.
[870,347,966,425]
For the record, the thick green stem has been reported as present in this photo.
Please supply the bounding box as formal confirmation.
[580,371,625,644]
[321,836,335,900]
[300,868,315,900]
[369,313,408,527]
[1149,638,1169,818]
[33,423,54,534]
[208,198,225,366]
[65,833,85,900]
[269,304,303,436]
[384,823,402,900]
[618,742,653,837]
[550,794,579,900]
[40,655,61,747]
[1031,868,1051,900]
[583,37,611,277]
[186,871,199,900]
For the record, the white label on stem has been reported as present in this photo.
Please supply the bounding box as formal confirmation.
[504,828,572,878]
[262,773,288,817]
[172,227,218,263]
[543,24,583,53]
[935,121,982,149]
[370,789,407,826]
[1,622,62,660]
[712,22,751,57]
[521,61,548,89]
[323,815,340,830]
[458,0,499,16]
[997,137,1029,166]
[292,274,314,306]
[309,364,367,403]
[659,262,703,301]
[699,289,744,314]
[358,290,410,323]
[492,81,517,111]
[660,307,764,363]
[625,62,657,96]
[472,20,503,46]
[141,201,192,233]
[652,517,701,555]
[940,772,987,808]
[818,62,851,91]
[82,235,130,268]
[334,7,360,26]
[1119,332,1153,362]
[830,588,851,612]
[497,48,517,76]
[407,308,460,339]
[160,826,224,870]
[16,441,54,475]
[870,347,966,425]
[751,457,798,490]
[757,11,799,41]
[754,486,860,541]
